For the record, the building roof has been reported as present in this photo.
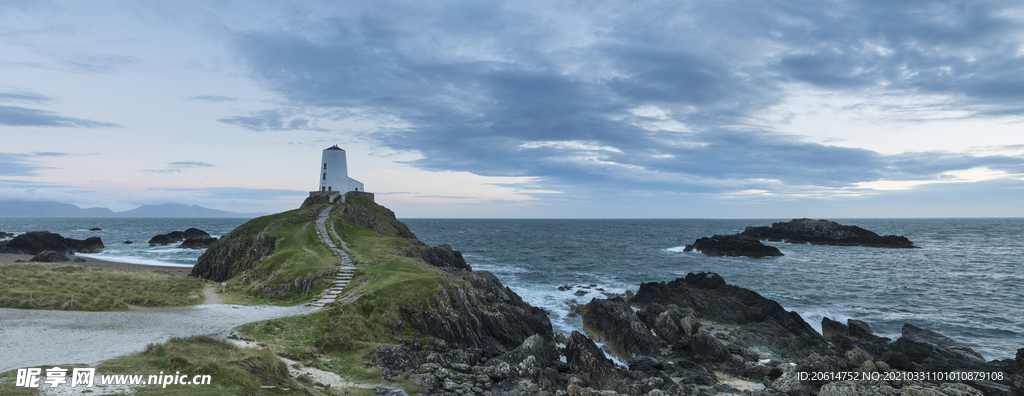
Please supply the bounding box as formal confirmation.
[324,145,344,151]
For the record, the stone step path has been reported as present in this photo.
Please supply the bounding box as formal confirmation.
[312,206,357,308]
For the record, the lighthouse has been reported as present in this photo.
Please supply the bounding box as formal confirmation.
[319,145,364,193]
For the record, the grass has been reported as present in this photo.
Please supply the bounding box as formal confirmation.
[97,336,304,395]
[0,262,205,311]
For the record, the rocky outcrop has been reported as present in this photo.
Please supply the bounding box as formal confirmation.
[564,331,634,394]
[148,228,211,245]
[190,230,276,282]
[0,231,104,255]
[179,237,218,249]
[576,297,666,360]
[331,203,417,239]
[741,218,916,248]
[397,243,472,271]
[29,250,70,262]
[1,232,15,238]
[631,272,825,359]
[417,270,552,355]
[683,234,783,258]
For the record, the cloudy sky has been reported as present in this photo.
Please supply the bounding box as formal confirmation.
[2,1,1023,218]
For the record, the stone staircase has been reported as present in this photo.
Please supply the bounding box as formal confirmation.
[312,206,357,308]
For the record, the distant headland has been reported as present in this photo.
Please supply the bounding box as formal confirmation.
[0,200,266,218]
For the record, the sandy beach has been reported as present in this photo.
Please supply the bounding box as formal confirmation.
[0,253,193,276]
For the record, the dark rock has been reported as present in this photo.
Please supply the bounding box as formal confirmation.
[741,218,916,248]
[651,305,701,345]
[893,323,985,364]
[123,241,133,244]
[686,234,783,258]
[687,330,736,364]
[29,250,70,262]
[397,243,471,271]
[564,331,633,395]
[0,231,101,255]
[74,257,86,262]
[89,228,102,231]
[415,270,552,356]
[148,228,211,245]
[191,229,278,282]
[500,334,559,368]
[0,231,72,255]
[179,237,218,249]
[631,272,826,360]
[0,232,14,238]
[576,297,666,360]
[847,319,872,336]
[67,236,104,253]
[822,317,849,341]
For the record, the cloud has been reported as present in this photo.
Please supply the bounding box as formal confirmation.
[0,152,63,176]
[0,105,120,128]
[185,95,239,102]
[217,109,326,131]
[0,91,52,104]
[168,161,214,168]
[141,161,216,173]
[217,1,1024,202]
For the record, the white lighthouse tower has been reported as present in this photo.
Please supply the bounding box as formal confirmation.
[319,145,364,193]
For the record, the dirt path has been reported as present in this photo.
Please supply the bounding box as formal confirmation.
[0,291,314,373]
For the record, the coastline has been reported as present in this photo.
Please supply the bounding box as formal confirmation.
[0,253,192,276]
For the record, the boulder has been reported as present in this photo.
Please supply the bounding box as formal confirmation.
[741,218,915,248]
[847,319,873,337]
[179,237,218,249]
[89,228,102,231]
[68,236,104,253]
[148,228,211,245]
[683,234,783,258]
[893,323,985,364]
[29,250,70,262]
[123,241,133,244]
[822,317,848,341]
[0,231,15,238]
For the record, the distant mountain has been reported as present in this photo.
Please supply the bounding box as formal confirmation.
[0,201,114,217]
[0,201,263,218]
[116,203,260,218]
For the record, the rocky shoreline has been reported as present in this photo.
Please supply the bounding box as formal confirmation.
[362,271,1022,396]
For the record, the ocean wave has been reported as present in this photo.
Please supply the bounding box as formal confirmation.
[663,246,691,253]
[77,253,195,268]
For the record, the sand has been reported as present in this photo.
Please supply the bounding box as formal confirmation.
[0,254,317,374]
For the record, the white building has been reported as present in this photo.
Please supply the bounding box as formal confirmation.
[318,145,364,193]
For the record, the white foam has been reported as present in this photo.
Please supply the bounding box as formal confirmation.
[664,246,692,253]
[77,253,195,268]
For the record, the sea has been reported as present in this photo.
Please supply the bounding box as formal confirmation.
[3,217,1021,361]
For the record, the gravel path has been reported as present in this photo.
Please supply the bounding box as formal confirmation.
[0,292,315,373]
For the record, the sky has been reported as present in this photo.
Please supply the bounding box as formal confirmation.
[1,0,1023,218]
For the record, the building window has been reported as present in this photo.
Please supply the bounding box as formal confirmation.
[328,186,331,191]
[323,163,327,170]
[322,173,326,180]
[321,187,325,191]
